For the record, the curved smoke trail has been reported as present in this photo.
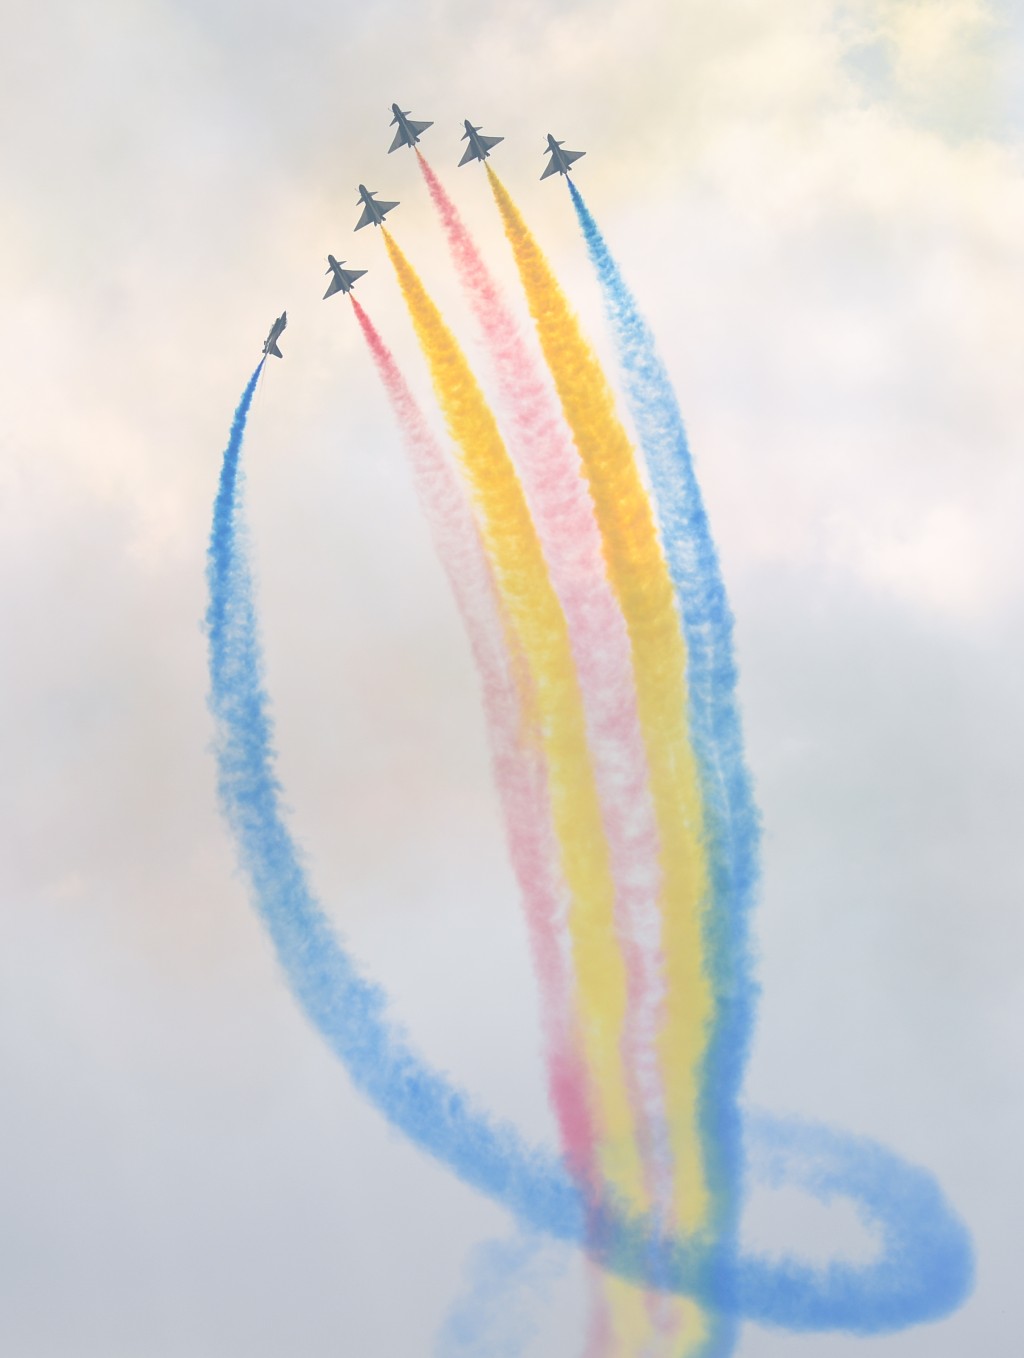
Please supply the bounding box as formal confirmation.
[207,367,972,1336]
[208,361,583,1240]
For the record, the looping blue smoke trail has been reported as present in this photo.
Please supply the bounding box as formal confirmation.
[207,362,584,1246]
[566,180,973,1343]
[206,366,972,1335]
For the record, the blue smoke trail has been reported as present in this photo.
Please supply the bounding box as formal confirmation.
[434,1233,566,1358]
[206,361,584,1245]
[205,365,972,1334]
[568,181,759,1357]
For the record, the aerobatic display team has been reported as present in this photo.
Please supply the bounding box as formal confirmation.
[206,105,973,1357]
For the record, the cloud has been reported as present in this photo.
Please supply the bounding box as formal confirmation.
[1,1,1019,1353]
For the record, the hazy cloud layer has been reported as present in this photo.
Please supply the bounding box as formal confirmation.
[1,1,1020,1353]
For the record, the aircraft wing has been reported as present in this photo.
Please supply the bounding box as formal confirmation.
[376,199,399,217]
[324,273,345,298]
[480,134,503,152]
[355,203,376,230]
[389,118,432,152]
[266,338,283,357]
[564,149,585,166]
[540,157,560,180]
[458,143,479,166]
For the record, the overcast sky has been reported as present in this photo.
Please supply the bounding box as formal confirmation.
[1,1,1022,1354]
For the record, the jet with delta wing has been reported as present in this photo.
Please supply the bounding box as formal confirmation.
[354,184,399,230]
[389,104,433,152]
[262,312,287,358]
[323,255,367,299]
[459,120,504,166]
[541,133,585,180]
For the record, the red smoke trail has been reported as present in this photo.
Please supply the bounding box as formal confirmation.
[416,154,673,1223]
[349,295,600,1190]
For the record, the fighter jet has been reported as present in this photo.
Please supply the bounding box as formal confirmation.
[262,312,287,358]
[541,133,585,180]
[459,120,504,166]
[389,104,433,152]
[323,255,367,299]
[354,184,399,231]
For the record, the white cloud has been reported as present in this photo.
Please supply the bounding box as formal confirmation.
[1,2,1020,1353]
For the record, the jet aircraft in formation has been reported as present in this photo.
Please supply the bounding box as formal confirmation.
[323,255,367,299]
[263,111,587,356]
[355,184,400,230]
[388,104,433,152]
[459,120,504,165]
[541,133,585,179]
[262,312,287,358]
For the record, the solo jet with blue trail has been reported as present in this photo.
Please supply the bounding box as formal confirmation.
[389,104,433,152]
[354,184,399,230]
[323,256,367,299]
[262,312,287,358]
[541,134,585,179]
[459,120,504,166]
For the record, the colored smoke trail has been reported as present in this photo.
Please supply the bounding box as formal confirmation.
[488,168,720,1350]
[417,153,673,1309]
[434,1233,565,1358]
[567,178,760,1350]
[349,294,596,1184]
[380,227,649,1212]
[206,361,585,1239]
[207,364,973,1338]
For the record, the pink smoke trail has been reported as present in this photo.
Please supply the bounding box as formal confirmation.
[416,154,672,1221]
[350,295,600,1193]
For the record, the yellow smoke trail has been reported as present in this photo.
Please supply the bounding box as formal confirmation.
[381,230,648,1223]
[488,168,715,1350]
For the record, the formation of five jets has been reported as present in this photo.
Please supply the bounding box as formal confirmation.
[262,106,585,360]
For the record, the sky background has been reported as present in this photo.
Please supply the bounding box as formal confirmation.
[1,0,1022,1353]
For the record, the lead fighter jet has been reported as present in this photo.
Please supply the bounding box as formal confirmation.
[388,104,433,152]
[459,120,504,166]
[354,184,399,230]
[323,255,367,299]
[541,133,585,180]
[262,312,287,358]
